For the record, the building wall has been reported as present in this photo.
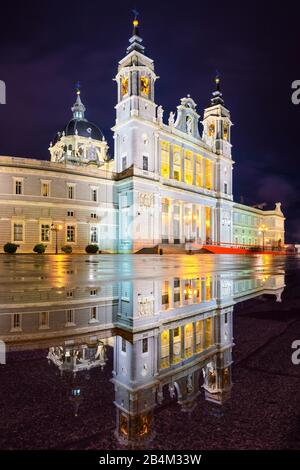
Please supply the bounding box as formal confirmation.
[0,158,118,253]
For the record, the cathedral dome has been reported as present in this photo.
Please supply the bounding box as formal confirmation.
[53,118,105,145]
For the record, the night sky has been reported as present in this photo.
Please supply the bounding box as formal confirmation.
[0,1,299,242]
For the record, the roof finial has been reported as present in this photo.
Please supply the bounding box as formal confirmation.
[126,9,145,54]
[71,81,86,120]
[210,70,224,106]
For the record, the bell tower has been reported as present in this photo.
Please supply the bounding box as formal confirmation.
[113,12,159,173]
[202,74,232,159]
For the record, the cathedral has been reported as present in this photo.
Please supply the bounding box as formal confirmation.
[0,17,285,253]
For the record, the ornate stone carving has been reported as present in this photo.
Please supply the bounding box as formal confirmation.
[138,192,154,209]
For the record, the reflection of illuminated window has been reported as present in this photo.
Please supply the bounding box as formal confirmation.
[195,155,203,187]
[120,414,128,436]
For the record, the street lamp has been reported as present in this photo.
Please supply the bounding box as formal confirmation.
[51,223,63,254]
[258,224,268,251]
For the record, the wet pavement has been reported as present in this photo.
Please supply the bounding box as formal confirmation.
[0,254,300,449]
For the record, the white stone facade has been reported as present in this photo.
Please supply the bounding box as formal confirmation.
[0,20,285,253]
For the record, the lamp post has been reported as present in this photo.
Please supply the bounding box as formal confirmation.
[51,223,63,254]
[258,224,268,251]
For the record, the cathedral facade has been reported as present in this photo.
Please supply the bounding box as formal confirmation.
[0,19,285,253]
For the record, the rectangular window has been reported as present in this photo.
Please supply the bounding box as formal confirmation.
[67,210,74,217]
[13,223,23,242]
[65,309,75,325]
[122,156,127,171]
[40,224,50,242]
[90,289,97,296]
[160,141,170,178]
[91,188,97,202]
[15,179,23,195]
[41,182,50,197]
[173,145,181,181]
[184,151,193,185]
[90,226,98,243]
[39,311,49,329]
[162,280,169,308]
[66,290,73,297]
[142,338,148,353]
[121,337,127,352]
[91,212,97,219]
[143,156,148,171]
[67,185,75,199]
[224,182,228,194]
[66,225,76,243]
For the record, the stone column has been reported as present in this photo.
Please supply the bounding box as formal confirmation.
[169,279,174,309]
[168,200,174,243]
[169,329,174,365]
[201,206,206,243]
[201,278,206,303]
[193,322,197,354]
[193,153,196,186]
[180,202,185,243]
[181,325,185,359]
[181,147,185,183]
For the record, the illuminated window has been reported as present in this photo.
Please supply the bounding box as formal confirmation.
[140,76,149,95]
[172,327,181,364]
[205,207,211,240]
[41,181,50,197]
[160,330,170,369]
[173,146,181,181]
[142,338,148,354]
[15,179,23,195]
[208,122,215,137]
[184,323,194,358]
[224,123,229,140]
[205,317,213,348]
[205,276,212,301]
[196,320,204,352]
[160,141,170,178]
[13,223,23,242]
[195,155,203,187]
[184,151,193,185]
[162,280,169,309]
[40,224,50,242]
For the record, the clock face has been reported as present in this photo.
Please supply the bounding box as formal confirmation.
[208,123,215,137]
[122,77,128,96]
[140,76,149,95]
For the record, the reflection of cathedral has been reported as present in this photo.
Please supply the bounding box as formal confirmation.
[0,16,284,253]
[0,263,285,446]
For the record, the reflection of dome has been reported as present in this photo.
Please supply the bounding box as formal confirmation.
[53,118,105,146]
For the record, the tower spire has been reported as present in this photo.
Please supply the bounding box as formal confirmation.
[126,10,145,54]
[210,71,224,106]
[71,82,86,120]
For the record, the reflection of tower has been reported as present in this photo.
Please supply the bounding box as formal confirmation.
[112,333,158,447]
[47,339,108,416]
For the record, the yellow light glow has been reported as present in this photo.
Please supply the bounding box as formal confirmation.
[133,19,139,27]
[58,224,63,230]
